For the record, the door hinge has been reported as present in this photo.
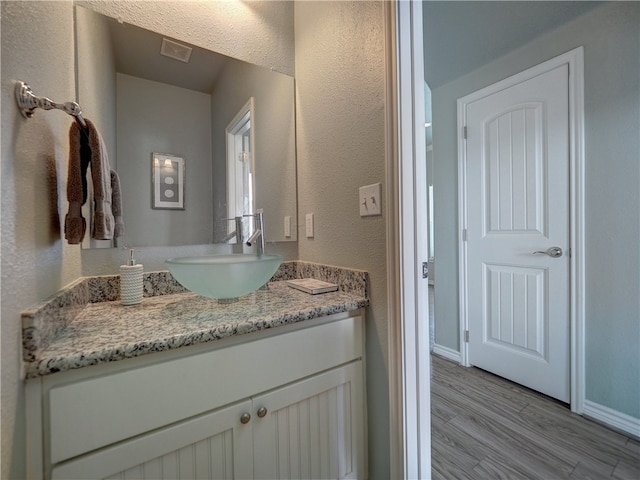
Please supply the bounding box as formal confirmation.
[422,262,429,279]
[462,229,468,242]
[463,126,468,139]
[464,330,469,343]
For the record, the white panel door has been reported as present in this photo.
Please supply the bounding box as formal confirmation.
[51,400,254,480]
[465,64,570,402]
[252,362,365,480]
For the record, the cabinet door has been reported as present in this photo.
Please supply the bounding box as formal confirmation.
[51,400,254,480]
[252,361,365,480]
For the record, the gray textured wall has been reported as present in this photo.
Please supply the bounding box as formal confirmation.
[295,2,390,478]
[2,3,82,478]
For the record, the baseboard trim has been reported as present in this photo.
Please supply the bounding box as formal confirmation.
[432,344,461,364]
[583,400,640,439]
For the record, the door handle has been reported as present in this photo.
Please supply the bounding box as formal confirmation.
[532,247,563,258]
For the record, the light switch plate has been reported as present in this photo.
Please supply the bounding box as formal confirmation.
[284,216,291,237]
[305,213,314,238]
[359,183,382,217]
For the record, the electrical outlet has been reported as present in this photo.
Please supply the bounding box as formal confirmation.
[359,183,382,217]
[284,216,291,237]
[305,213,314,238]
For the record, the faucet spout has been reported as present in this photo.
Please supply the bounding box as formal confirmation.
[246,229,262,246]
[244,211,265,256]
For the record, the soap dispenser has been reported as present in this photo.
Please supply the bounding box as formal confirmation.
[120,249,143,306]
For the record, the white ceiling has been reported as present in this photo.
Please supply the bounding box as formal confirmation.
[422,1,604,88]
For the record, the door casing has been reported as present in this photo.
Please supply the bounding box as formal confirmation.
[457,47,585,413]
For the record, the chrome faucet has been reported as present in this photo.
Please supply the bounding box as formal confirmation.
[245,211,265,256]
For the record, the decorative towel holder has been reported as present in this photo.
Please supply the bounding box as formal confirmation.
[14,81,87,129]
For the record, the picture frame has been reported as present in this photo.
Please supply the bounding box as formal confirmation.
[151,153,185,210]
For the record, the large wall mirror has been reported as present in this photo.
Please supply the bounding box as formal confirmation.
[75,5,297,248]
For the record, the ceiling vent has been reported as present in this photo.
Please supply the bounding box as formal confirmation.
[160,38,193,63]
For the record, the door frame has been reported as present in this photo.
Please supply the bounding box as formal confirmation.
[386,0,431,478]
[457,47,585,413]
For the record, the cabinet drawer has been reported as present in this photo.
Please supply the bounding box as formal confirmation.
[48,315,362,464]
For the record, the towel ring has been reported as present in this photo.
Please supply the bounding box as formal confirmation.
[15,81,87,129]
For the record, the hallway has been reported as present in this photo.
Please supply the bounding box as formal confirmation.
[431,355,640,479]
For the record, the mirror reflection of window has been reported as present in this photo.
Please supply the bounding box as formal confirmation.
[240,129,254,221]
[226,98,256,239]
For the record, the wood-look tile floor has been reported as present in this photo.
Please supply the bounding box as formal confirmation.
[431,354,640,479]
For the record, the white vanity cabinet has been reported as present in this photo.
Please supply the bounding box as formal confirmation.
[26,312,366,480]
[252,361,364,479]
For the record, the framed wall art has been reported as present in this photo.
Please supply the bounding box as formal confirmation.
[152,153,185,210]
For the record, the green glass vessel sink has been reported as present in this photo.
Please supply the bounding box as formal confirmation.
[166,254,283,302]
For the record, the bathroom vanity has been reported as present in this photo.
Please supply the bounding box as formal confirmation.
[23,263,369,480]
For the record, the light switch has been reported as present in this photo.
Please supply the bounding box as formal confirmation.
[305,213,314,238]
[284,216,291,237]
[359,183,382,217]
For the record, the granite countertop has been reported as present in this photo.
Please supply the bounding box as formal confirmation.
[22,262,369,379]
